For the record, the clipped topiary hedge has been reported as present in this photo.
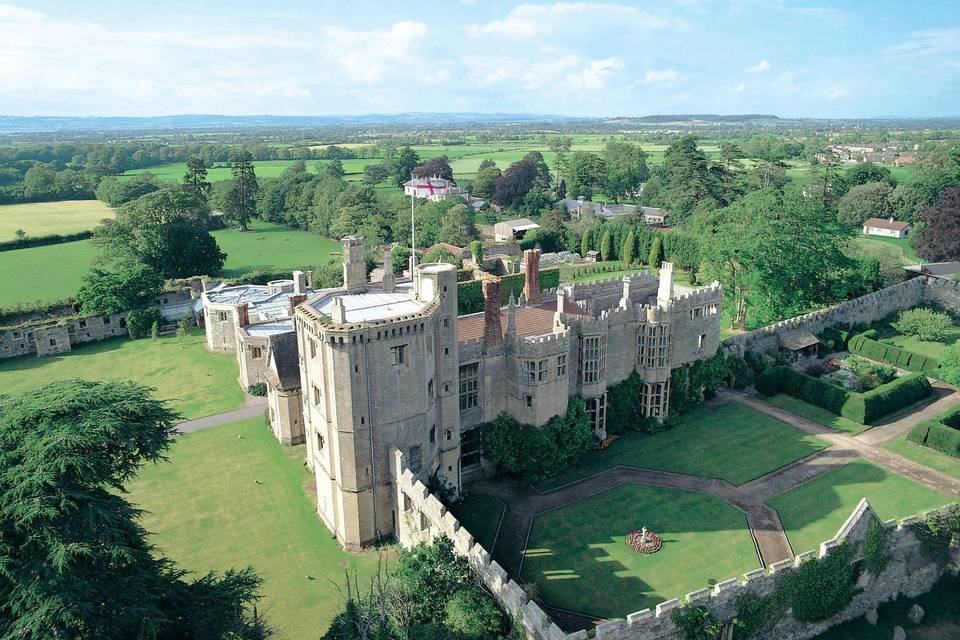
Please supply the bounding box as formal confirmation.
[906,404,960,459]
[756,366,931,425]
[848,332,941,377]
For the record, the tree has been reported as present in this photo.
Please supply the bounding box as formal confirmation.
[600,229,612,262]
[362,162,391,185]
[437,202,478,246]
[471,165,501,200]
[324,158,346,179]
[96,174,161,207]
[567,151,608,200]
[719,142,744,172]
[0,380,267,639]
[492,152,550,209]
[423,245,459,266]
[648,236,663,268]
[313,261,344,289]
[393,146,421,186]
[836,181,893,226]
[411,156,454,182]
[916,185,960,262]
[939,343,960,386]
[891,307,953,342]
[548,137,572,192]
[643,136,731,221]
[92,188,226,279]
[580,228,591,257]
[603,141,649,201]
[468,240,484,264]
[77,262,164,316]
[183,156,212,201]
[622,230,636,265]
[226,151,259,231]
[845,162,894,188]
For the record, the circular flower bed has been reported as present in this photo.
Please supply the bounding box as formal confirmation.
[625,527,662,554]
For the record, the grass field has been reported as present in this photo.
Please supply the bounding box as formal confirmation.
[763,394,869,435]
[885,435,960,481]
[0,219,339,307]
[536,402,828,491]
[769,459,951,555]
[451,494,505,551]
[128,417,383,639]
[0,329,244,419]
[878,324,960,360]
[0,199,114,240]
[521,484,759,618]
[854,234,920,264]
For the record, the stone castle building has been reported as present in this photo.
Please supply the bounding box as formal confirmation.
[200,237,723,550]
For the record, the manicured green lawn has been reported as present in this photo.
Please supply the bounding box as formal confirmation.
[854,235,919,264]
[763,393,869,435]
[0,219,338,306]
[878,326,960,360]
[128,417,383,639]
[0,330,244,419]
[769,459,952,555]
[521,484,759,618]
[451,494,505,551]
[536,402,828,491]
[0,199,114,240]
[885,435,960,481]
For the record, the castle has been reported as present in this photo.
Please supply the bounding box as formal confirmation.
[199,237,723,550]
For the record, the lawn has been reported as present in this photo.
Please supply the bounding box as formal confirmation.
[878,325,960,360]
[854,234,919,264]
[0,329,245,419]
[762,393,869,435]
[128,417,383,639]
[769,459,952,555]
[885,435,960,481]
[0,199,114,240]
[562,267,650,285]
[0,219,339,307]
[521,484,759,618]
[536,402,828,491]
[451,494,505,551]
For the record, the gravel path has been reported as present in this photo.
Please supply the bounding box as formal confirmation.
[175,396,268,433]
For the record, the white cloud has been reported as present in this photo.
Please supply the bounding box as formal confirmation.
[467,3,679,39]
[643,68,681,85]
[745,59,771,74]
[733,82,746,93]
[769,71,796,95]
[319,21,428,83]
[885,28,960,71]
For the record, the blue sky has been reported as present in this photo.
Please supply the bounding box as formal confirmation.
[1,1,958,118]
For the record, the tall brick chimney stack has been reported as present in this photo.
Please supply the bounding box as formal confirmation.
[482,278,503,348]
[523,248,541,306]
[237,303,250,327]
[288,294,307,317]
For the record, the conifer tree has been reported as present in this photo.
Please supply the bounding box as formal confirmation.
[622,230,635,266]
[648,236,664,268]
[600,229,612,262]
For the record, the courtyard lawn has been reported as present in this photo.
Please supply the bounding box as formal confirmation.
[451,494,505,551]
[763,393,869,435]
[0,199,114,240]
[878,325,960,361]
[885,435,960,481]
[128,417,383,639]
[536,402,828,492]
[0,220,339,307]
[0,329,244,419]
[769,459,952,555]
[521,484,759,619]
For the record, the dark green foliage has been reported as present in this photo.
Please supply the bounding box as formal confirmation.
[733,592,775,638]
[672,605,722,640]
[456,268,560,315]
[907,420,934,444]
[126,307,162,339]
[776,543,856,622]
[226,151,259,231]
[862,519,891,577]
[910,503,960,562]
[0,380,266,639]
[313,261,344,289]
[96,173,161,207]
[925,424,960,457]
[916,185,960,262]
[481,399,593,482]
[77,262,164,316]
[444,587,505,639]
[247,383,267,397]
[669,351,730,414]
[860,373,932,423]
[0,230,94,252]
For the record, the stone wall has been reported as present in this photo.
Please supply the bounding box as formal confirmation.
[0,312,129,359]
[572,499,958,640]
[722,277,928,357]
[566,273,659,315]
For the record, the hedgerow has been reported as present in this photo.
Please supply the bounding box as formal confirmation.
[848,332,941,377]
[456,267,561,315]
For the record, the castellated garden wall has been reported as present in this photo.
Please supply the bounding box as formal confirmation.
[391,448,957,640]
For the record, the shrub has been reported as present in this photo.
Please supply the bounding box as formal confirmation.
[940,343,960,386]
[0,230,93,252]
[247,383,267,397]
[777,543,856,622]
[125,308,162,339]
[848,332,941,377]
[907,421,933,444]
[926,424,960,457]
[672,605,722,640]
[891,307,953,342]
[861,373,932,424]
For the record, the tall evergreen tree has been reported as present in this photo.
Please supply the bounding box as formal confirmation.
[227,151,259,231]
[600,230,612,262]
[580,228,591,257]
[648,236,664,268]
[183,156,212,201]
[622,230,636,266]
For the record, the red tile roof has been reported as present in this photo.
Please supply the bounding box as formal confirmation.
[457,298,586,342]
[864,218,911,232]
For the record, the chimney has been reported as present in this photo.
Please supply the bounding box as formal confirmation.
[620,276,632,309]
[523,248,541,306]
[482,279,503,348]
[555,288,566,324]
[657,261,674,307]
[288,294,307,317]
[292,270,306,294]
[889,216,895,224]
[305,269,314,289]
[237,303,249,327]
[331,296,347,324]
[382,250,395,293]
[341,236,367,294]
[506,293,517,338]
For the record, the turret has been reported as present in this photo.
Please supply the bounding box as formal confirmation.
[657,261,674,308]
[342,236,366,294]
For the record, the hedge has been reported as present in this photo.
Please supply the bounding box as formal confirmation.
[906,404,960,459]
[756,366,931,425]
[456,267,560,315]
[848,332,941,377]
[0,230,94,252]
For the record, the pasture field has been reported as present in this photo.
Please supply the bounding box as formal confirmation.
[521,483,759,618]
[0,199,114,240]
[853,234,919,264]
[0,329,245,419]
[769,459,951,555]
[128,417,383,638]
[0,220,339,307]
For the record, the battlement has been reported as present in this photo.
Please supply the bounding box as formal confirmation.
[668,281,723,308]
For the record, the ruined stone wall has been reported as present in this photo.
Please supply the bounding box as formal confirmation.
[722,278,928,357]
[0,312,128,360]
[923,277,960,313]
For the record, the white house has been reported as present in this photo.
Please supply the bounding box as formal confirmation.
[494,218,540,242]
[403,176,465,202]
[863,217,912,239]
